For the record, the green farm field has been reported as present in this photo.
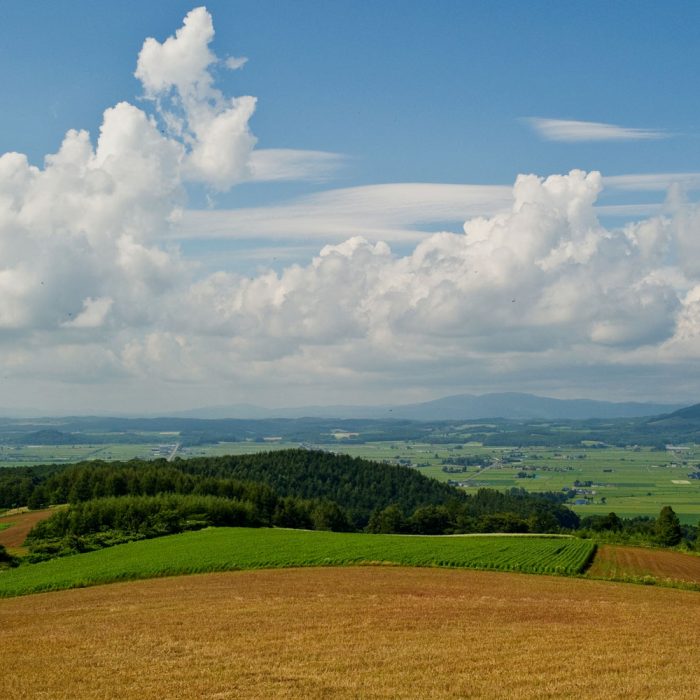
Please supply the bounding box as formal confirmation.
[202,440,700,523]
[0,442,169,466]
[3,438,699,522]
[0,439,298,468]
[0,527,595,598]
[295,441,700,523]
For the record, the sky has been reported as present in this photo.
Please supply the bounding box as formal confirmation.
[1,1,700,414]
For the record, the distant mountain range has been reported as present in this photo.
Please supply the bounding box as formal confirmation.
[167,392,687,422]
[647,401,700,428]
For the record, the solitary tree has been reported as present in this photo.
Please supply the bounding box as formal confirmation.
[655,506,682,547]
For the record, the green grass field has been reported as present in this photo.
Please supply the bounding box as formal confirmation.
[0,527,595,598]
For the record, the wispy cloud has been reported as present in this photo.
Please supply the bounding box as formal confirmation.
[527,118,667,142]
[225,56,248,70]
[594,203,662,218]
[177,172,700,242]
[604,172,700,191]
[249,148,346,183]
[175,183,513,243]
[175,182,513,242]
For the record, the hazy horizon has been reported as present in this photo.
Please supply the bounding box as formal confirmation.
[0,390,687,421]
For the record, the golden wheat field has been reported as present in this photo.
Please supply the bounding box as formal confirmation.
[2,566,699,699]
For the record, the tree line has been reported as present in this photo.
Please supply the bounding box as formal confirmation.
[1,451,459,527]
[24,492,354,560]
[0,450,585,554]
[1,449,696,559]
[578,505,694,548]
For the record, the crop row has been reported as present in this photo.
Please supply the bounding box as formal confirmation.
[0,528,597,598]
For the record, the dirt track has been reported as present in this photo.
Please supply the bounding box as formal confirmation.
[0,509,54,551]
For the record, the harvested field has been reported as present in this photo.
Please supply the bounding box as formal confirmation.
[2,567,700,699]
[588,544,700,587]
[0,508,54,553]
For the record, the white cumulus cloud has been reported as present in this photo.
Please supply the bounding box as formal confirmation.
[135,6,258,190]
[2,6,700,412]
[62,297,113,329]
[135,6,217,100]
[159,171,698,388]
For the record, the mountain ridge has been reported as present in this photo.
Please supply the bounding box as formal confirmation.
[164,392,686,421]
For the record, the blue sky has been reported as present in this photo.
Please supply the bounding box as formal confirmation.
[1,2,699,413]
[3,1,699,187]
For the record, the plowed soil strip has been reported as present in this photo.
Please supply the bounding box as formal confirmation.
[587,544,700,585]
[0,509,54,551]
[2,567,699,700]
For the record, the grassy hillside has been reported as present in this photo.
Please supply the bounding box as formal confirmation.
[0,527,595,598]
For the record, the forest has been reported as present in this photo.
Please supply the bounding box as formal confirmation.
[1,450,696,561]
[0,450,577,556]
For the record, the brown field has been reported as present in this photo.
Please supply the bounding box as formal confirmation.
[0,508,54,552]
[2,567,700,699]
[588,544,700,586]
